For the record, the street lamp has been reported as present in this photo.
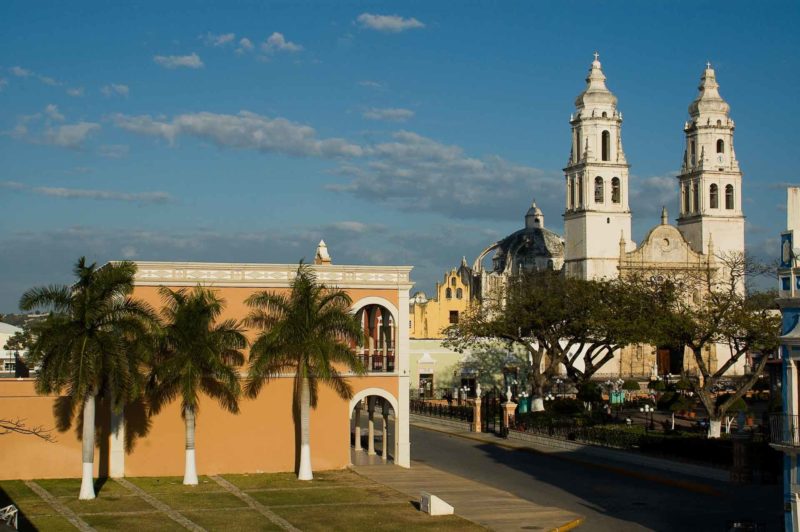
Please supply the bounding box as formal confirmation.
[640,404,655,432]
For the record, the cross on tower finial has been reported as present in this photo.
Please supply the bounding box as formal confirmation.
[706,61,712,69]
[593,51,600,62]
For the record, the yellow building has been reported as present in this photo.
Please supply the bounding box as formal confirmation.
[409,259,474,339]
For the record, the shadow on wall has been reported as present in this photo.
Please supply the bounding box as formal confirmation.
[51,396,152,477]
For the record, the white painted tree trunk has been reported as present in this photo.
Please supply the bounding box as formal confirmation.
[531,397,545,412]
[79,394,96,500]
[725,416,734,435]
[183,406,198,486]
[707,419,722,439]
[298,378,313,481]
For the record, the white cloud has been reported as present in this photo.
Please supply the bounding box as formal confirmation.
[0,78,9,91]
[357,80,383,89]
[330,130,558,220]
[236,37,254,54]
[112,110,363,158]
[44,122,101,149]
[9,66,31,77]
[44,104,65,122]
[362,107,415,122]
[629,174,678,218]
[37,75,60,86]
[203,32,235,47]
[121,245,138,259]
[153,53,204,69]
[98,144,129,158]
[356,13,425,33]
[66,87,84,97]
[2,181,170,204]
[101,83,130,97]
[262,32,303,54]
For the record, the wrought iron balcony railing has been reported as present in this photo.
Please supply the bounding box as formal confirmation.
[357,349,395,373]
[769,414,800,448]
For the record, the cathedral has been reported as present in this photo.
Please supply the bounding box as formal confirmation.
[410,54,747,379]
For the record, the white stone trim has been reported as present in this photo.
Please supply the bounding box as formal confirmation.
[128,261,413,290]
[349,386,409,469]
[350,297,400,323]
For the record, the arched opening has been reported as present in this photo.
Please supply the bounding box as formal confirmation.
[716,119,722,126]
[611,177,620,204]
[682,185,690,214]
[692,182,699,212]
[450,277,456,286]
[725,184,734,209]
[602,111,608,118]
[594,176,604,203]
[601,130,610,161]
[577,175,584,206]
[350,390,398,466]
[709,184,719,209]
[353,302,397,373]
[445,287,452,299]
[455,287,463,299]
[716,139,724,154]
[569,177,575,208]
[690,141,696,165]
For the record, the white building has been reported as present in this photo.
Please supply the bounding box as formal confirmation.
[0,322,24,376]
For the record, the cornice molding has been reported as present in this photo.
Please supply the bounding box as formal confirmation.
[128,261,414,289]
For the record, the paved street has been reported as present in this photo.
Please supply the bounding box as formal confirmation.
[410,425,782,531]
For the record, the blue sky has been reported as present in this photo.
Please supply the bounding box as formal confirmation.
[1,1,798,310]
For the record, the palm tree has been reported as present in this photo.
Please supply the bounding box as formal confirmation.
[147,286,246,485]
[20,258,156,500]
[245,263,365,480]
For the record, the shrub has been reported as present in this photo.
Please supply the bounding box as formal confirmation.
[648,379,667,392]
[550,398,583,415]
[656,391,676,410]
[669,395,695,413]
[675,376,693,391]
[622,379,641,392]
[577,382,602,403]
[716,393,747,413]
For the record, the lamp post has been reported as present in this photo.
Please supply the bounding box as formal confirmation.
[640,404,655,432]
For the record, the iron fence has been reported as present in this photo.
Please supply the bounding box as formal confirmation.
[410,399,474,423]
[769,414,800,447]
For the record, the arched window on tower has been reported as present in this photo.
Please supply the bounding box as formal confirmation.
[611,177,620,204]
[716,139,724,154]
[577,175,584,207]
[709,184,719,209]
[569,177,575,209]
[601,131,610,161]
[445,288,452,299]
[456,288,463,299]
[725,184,734,209]
[690,141,696,165]
[594,177,604,203]
[692,182,699,212]
[683,185,691,213]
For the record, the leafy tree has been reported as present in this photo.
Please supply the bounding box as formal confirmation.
[650,252,780,438]
[3,326,32,352]
[20,258,157,499]
[244,263,365,480]
[446,270,656,410]
[622,379,641,392]
[147,286,247,485]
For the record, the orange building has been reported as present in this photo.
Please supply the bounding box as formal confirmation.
[0,244,413,480]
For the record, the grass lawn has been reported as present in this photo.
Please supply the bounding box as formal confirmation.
[0,470,484,531]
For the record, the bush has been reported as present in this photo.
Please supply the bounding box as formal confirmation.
[675,376,693,391]
[622,379,641,392]
[550,398,583,415]
[657,391,676,410]
[669,395,695,413]
[716,393,747,413]
[648,379,667,392]
[577,382,602,403]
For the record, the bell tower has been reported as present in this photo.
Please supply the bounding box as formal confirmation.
[563,53,632,280]
[676,64,745,269]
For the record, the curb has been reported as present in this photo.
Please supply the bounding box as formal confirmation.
[412,422,722,497]
[551,516,585,532]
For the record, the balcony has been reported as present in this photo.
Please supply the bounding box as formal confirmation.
[769,414,800,450]
[357,349,395,373]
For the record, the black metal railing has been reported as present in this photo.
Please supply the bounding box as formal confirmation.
[357,350,395,373]
[410,399,474,423]
[769,414,800,447]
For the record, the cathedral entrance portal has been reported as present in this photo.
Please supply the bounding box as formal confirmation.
[657,345,685,375]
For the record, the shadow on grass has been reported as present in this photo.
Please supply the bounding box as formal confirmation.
[0,486,37,532]
[93,476,108,495]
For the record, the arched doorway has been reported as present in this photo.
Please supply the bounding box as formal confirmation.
[349,389,398,466]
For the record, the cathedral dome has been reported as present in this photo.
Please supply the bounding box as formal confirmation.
[491,202,565,274]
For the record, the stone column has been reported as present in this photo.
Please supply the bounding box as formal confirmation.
[502,401,518,435]
[473,397,482,433]
[354,400,362,451]
[382,400,389,462]
[367,397,376,455]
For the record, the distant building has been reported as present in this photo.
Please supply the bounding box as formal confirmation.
[0,322,25,377]
[773,187,800,530]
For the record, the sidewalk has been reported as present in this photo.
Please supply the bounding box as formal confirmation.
[352,461,583,532]
[410,415,727,493]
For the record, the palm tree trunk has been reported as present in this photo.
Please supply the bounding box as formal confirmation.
[298,378,313,481]
[183,406,198,485]
[79,394,96,500]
